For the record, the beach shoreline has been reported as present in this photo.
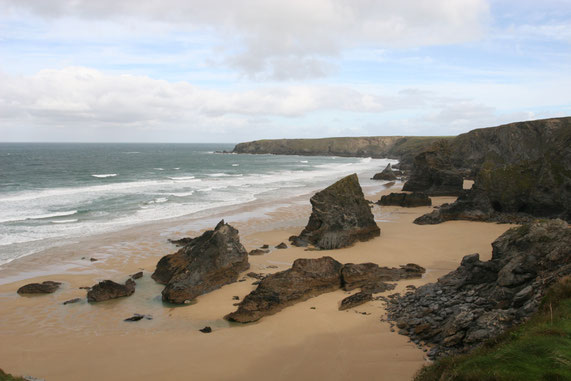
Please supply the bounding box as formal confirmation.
[0,180,514,381]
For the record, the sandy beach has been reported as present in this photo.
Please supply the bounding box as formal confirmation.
[0,182,514,381]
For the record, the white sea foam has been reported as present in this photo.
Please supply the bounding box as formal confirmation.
[154,168,164,171]
[92,174,117,178]
[51,219,78,224]
[168,176,196,181]
[232,164,239,167]
[299,160,308,163]
[0,210,78,224]
[169,191,195,197]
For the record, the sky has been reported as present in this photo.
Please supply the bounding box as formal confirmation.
[0,0,570,143]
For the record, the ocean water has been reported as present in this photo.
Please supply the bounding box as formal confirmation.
[0,143,395,266]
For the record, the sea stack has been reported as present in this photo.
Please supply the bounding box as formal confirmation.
[152,220,249,304]
[371,163,397,181]
[290,174,380,249]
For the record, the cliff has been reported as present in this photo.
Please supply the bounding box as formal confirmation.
[233,136,451,168]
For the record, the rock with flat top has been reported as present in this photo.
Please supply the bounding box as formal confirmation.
[17,281,61,295]
[339,291,373,310]
[378,192,431,207]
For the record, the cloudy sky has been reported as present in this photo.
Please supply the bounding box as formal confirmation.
[0,0,570,143]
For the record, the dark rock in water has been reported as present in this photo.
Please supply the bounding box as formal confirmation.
[260,244,269,249]
[168,237,195,247]
[90,258,98,262]
[152,220,249,304]
[79,286,91,290]
[199,326,212,333]
[339,291,373,310]
[248,249,269,256]
[87,279,136,302]
[225,257,343,323]
[403,141,463,196]
[275,242,288,249]
[341,262,425,291]
[372,164,397,181]
[63,298,82,305]
[387,219,571,359]
[130,271,143,280]
[378,192,431,207]
[17,281,61,295]
[232,296,240,300]
[124,314,152,322]
[290,174,380,250]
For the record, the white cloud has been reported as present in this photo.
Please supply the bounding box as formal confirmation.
[0,0,490,79]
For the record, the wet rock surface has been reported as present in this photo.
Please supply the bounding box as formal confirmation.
[17,281,61,295]
[290,174,380,250]
[124,314,152,322]
[377,192,431,207]
[87,279,136,302]
[152,220,249,304]
[341,262,425,291]
[62,298,82,305]
[248,249,269,256]
[386,220,571,359]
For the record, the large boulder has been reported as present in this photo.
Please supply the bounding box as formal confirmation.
[152,220,249,304]
[289,174,380,249]
[387,219,571,359]
[225,257,343,323]
[372,164,397,181]
[378,192,431,207]
[87,279,136,302]
[17,281,61,295]
[402,141,464,196]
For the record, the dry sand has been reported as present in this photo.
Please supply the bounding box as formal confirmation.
[0,183,514,381]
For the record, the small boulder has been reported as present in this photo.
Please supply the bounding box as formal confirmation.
[249,249,269,256]
[275,242,288,249]
[199,326,212,333]
[63,298,82,305]
[124,314,152,322]
[130,271,143,280]
[339,292,373,310]
[17,281,61,295]
[87,279,136,302]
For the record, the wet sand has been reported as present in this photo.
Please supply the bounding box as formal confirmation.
[0,182,513,381]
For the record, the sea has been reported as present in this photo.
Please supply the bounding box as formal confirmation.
[0,143,396,267]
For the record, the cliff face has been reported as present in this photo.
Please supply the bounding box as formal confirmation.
[414,117,571,223]
[233,136,450,168]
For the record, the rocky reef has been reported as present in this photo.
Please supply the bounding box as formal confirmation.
[152,220,249,304]
[378,192,431,207]
[226,257,425,323]
[289,174,380,249]
[386,219,571,359]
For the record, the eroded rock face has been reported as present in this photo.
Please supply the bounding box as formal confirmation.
[290,174,380,250]
[226,258,426,322]
[402,142,464,196]
[339,291,372,310]
[87,279,136,302]
[372,164,397,181]
[152,220,249,304]
[378,192,431,207]
[387,219,571,359]
[225,257,343,323]
[17,281,61,295]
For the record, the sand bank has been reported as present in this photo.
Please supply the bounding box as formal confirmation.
[0,184,514,381]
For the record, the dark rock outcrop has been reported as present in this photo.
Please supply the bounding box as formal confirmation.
[339,291,373,310]
[130,271,143,280]
[341,262,425,291]
[290,174,380,250]
[275,242,288,249]
[124,314,152,322]
[168,237,195,247]
[63,298,82,305]
[402,141,464,196]
[372,164,397,181]
[249,249,269,256]
[17,281,61,295]
[225,257,343,323]
[199,326,212,333]
[152,220,249,304]
[387,219,571,359]
[87,279,136,302]
[226,258,425,323]
[378,192,431,207]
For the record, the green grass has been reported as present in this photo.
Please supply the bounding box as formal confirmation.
[0,369,25,381]
[415,277,571,381]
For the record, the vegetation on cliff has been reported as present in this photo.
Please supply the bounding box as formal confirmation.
[414,277,571,381]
